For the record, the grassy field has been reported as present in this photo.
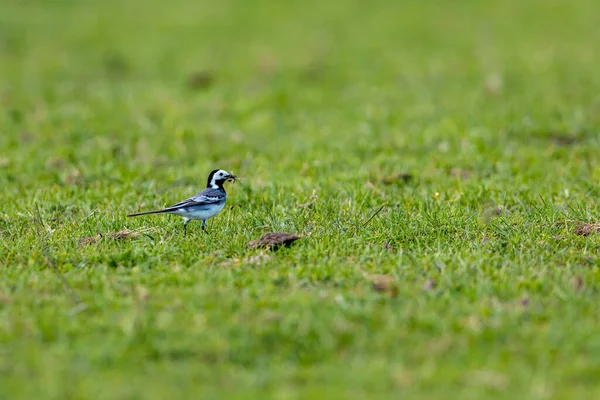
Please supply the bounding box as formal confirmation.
[2,0,600,398]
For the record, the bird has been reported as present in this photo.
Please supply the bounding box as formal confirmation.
[127,169,237,236]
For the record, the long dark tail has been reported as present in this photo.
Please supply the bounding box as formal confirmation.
[127,209,173,217]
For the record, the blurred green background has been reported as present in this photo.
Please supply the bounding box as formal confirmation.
[2,0,600,399]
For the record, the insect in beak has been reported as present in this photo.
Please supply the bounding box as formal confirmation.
[227,174,239,183]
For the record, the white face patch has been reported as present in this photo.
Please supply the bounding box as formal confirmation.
[209,169,230,187]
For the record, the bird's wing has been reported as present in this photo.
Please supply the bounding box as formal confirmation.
[169,188,225,208]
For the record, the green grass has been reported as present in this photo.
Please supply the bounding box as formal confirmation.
[2,0,600,398]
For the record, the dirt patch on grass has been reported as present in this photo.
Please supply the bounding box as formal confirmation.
[449,168,472,180]
[571,275,584,292]
[369,274,398,297]
[422,279,436,292]
[186,70,215,91]
[79,229,140,246]
[547,132,582,147]
[249,233,301,250]
[64,170,83,186]
[381,172,414,185]
[480,203,505,224]
[45,157,65,169]
[572,223,600,236]
[102,52,130,78]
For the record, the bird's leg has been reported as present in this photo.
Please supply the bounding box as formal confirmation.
[183,218,191,237]
[201,220,209,234]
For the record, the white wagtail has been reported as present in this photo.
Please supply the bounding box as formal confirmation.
[128,169,238,236]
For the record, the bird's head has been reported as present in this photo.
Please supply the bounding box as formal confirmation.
[207,169,238,188]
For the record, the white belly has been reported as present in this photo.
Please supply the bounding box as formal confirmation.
[171,202,225,221]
